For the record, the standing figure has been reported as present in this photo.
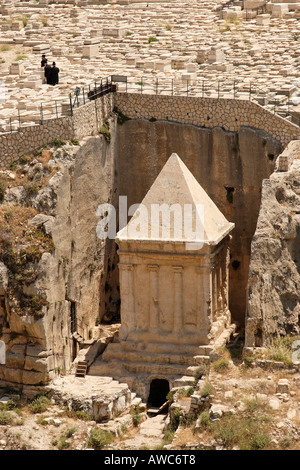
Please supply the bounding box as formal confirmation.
[44,63,52,85]
[41,54,47,68]
[50,62,60,86]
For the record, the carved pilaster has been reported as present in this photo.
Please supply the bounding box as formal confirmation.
[148,264,159,332]
[119,263,135,340]
[196,265,212,334]
[173,266,183,334]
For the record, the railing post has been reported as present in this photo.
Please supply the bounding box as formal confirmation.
[156,77,158,95]
[233,80,236,99]
[69,93,73,117]
[55,100,58,118]
[202,80,205,98]
[18,109,21,129]
[171,79,174,96]
[40,103,43,124]
[249,82,252,101]
[141,77,143,94]
[83,87,85,105]
[9,118,12,133]
[186,80,189,97]
[218,80,220,99]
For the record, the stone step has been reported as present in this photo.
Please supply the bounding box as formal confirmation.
[102,345,210,366]
[122,361,202,377]
[89,360,126,377]
[89,358,203,379]
[131,397,142,408]
[120,340,213,356]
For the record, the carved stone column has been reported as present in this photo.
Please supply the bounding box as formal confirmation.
[173,266,183,334]
[119,263,135,340]
[196,265,212,335]
[148,264,159,333]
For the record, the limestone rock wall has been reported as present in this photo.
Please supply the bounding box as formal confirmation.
[115,119,281,325]
[245,141,300,346]
[0,117,118,391]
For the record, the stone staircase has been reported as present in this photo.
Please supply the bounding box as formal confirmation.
[75,361,88,378]
[88,341,212,399]
[70,324,121,375]
[87,325,236,400]
[90,342,210,376]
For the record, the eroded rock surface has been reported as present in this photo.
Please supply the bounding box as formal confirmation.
[246,141,300,346]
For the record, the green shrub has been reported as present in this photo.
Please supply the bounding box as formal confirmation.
[58,435,70,450]
[28,395,51,414]
[242,356,254,369]
[169,407,180,432]
[200,381,214,398]
[265,336,300,366]
[251,433,270,450]
[198,411,210,427]
[162,429,175,445]
[132,405,142,427]
[49,138,66,148]
[212,358,230,372]
[0,410,14,425]
[24,181,40,198]
[88,428,113,450]
[65,427,76,438]
[177,387,194,398]
[279,436,293,449]
[99,123,111,143]
[62,409,93,421]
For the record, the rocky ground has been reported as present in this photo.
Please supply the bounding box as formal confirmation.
[0,338,299,451]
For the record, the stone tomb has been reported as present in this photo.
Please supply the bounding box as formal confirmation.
[90,154,235,400]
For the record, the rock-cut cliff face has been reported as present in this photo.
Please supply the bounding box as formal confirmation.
[245,141,300,347]
[0,117,119,393]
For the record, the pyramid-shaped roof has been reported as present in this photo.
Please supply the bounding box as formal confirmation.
[117,153,234,246]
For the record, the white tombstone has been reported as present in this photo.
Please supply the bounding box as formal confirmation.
[0,341,5,365]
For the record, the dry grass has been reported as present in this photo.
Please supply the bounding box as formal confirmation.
[172,427,196,448]
[0,205,37,249]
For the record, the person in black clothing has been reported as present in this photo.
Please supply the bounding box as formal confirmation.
[44,63,52,84]
[49,62,59,86]
[41,54,47,68]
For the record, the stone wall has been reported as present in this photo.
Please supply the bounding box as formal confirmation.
[0,92,115,169]
[114,93,300,148]
[0,117,74,169]
[72,93,114,140]
[0,91,299,171]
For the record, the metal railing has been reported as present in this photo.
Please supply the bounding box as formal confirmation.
[0,77,115,134]
[111,76,300,127]
[0,74,299,134]
[68,76,115,116]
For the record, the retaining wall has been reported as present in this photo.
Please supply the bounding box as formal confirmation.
[114,93,300,148]
[0,91,299,169]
